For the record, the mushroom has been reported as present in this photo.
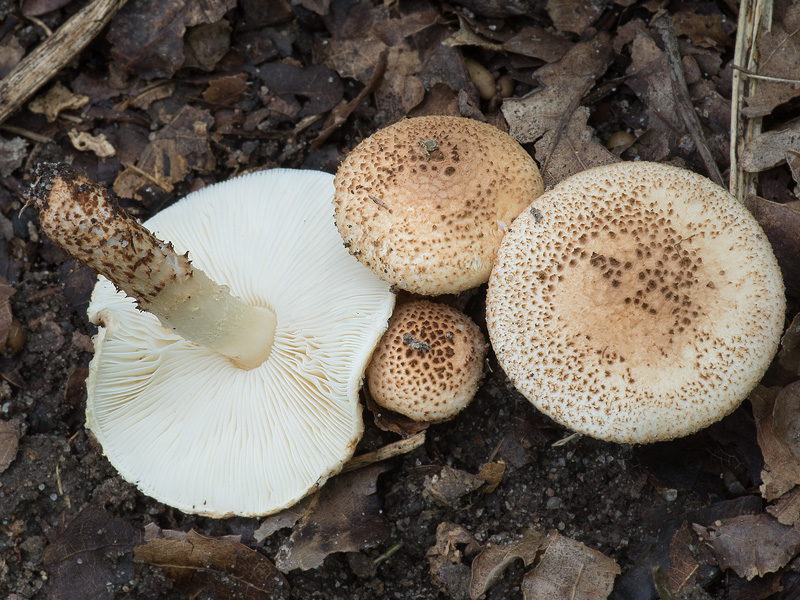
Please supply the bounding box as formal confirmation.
[486,161,786,444]
[31,164,395,516]
[334,115,544,295]
[366,300,487,422]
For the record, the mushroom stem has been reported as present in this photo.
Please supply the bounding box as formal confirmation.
[29,164,275,370]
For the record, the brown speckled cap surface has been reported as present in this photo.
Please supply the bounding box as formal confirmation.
[334,116,544,295]
[486,161,786,444]
[366,300,487,422]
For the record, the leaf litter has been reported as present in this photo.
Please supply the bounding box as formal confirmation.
[1,0,800,598]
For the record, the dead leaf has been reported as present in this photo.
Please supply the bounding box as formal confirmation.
[469,529,546,599]
[251,62,343,117]
[502,34,617,184]
[43,504,141,600]
[742,121,800,172]
[751,385,800,501]
[745,195,800,298]
[743,3,800,117]
[693,513,800,580]
[672,10,733,49]
[68,130,116,158]
[0,280,14,350]
[21,0,73,16]
[274,463,391,572]
[253,496,313,542]
[427,522,481,600]
[665,521,699,594]
[522,531,620,600]
[423,465,485,508]
[28,81,89,122]
[475,461,505,494]
[183,19,232,71]
[113,104,215,198]
[767,485,800,527]
[779,311,800,375]
[203,73,249,105]
[0,417,22,474]
[546,0,612,35]
[502,26,574,62]
[108,0,236,79]
[0,136,26,178]
[772,381,800,462]
[134,529,287,598]
[0,35,24,79]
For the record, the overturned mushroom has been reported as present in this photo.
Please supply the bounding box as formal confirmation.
[486,161,786,444]
[31,164,395,517]
[334,115,544,295]
[366,300,487,422]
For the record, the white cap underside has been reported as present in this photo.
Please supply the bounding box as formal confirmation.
[86,169,395,516]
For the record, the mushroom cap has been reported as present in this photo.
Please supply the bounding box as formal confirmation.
[334,115,544,295]
[85,169,395,517]
[486,161,786,444]
[366,300,487,422]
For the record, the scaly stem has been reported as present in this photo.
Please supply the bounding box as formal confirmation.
[29,163,275,369]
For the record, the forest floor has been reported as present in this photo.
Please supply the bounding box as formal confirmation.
[1,0,800,599]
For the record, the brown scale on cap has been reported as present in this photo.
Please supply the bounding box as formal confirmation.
[487,162,786,444]
[334,116,544,296]
[366,300,488,422]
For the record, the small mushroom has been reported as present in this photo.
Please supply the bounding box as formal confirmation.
[334,115,544,295]
[31,165,395,516]
[486,161,786,444]
[366,300,488,422]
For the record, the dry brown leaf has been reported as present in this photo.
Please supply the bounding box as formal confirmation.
[665,521,698,594]
[113,104,215,198]
[475,461,505,494]
[28,81,89,122]
[108,0,236,79]
[21,0,73,17]
[314,36,387,84]
[672,11,732,48]
[522,531,620,600]
[767,485,800,527]
[779,312,800,376]
[469,529,546,599]
[0,35,24,79]
[251,62,343,117]
[43,505,141,600]
[741,121,800,172]
[183,19,231,71]
[423,465,485,508]
[693,514,800,580]
[743,3,800,117]
[0,280,14,351]
[746,195,800,298]
[502,34,617,185]
[68,130,116,158]
[0,136,26,178]
[203,73,249,105]
[274,463,391,572]
[0,417,22,474]
[546,0,612,35]
[428,522,480,600]
[134,529,287,598]
[253,496,313,542]
[750,385,800,501]
[502,26,574,62]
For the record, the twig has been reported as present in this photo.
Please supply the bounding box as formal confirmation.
[342,430,426,473]
[731,64,800,84]
[0,0,128,126]
[729,0,775,201]
[651,10,725,188]
[0,123,54,144]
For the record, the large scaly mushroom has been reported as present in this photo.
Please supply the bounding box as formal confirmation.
[487,161,785,444]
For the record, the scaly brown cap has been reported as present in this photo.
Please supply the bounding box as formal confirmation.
[487,161,786,444]
[334,116,543,295]
[366,300,487,422]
